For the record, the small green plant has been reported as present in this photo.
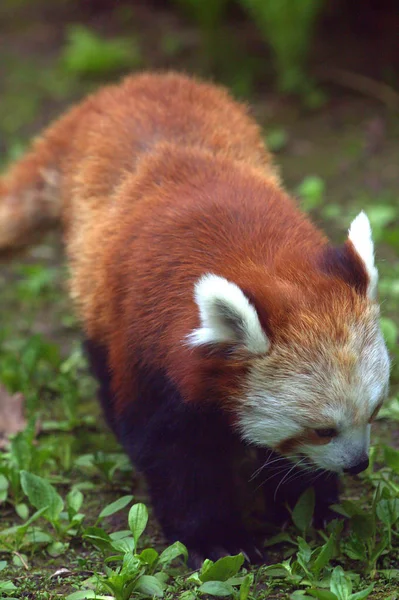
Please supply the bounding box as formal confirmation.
[239,0,325,103]
[14,264,59,303]
[297,175,325,211]
[309,565,375,600]
[0,471,86,559]
[61,25,142,76]
[173,0,228,34]
[266,128,288,152]
[74,452,132,485]
[72,502,188,599]
[332,484,399,576]
[0,561,17,599]
[187,554,253,598]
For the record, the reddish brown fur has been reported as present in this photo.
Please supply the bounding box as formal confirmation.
[0,72,371,416]
[277,430,334,455]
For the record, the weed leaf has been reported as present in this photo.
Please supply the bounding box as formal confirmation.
[330,566,351,600]
[20,471,63,522]
[200,554,245,582]
[308,590,338,600]
[128,503,148,545]
[67,489,84,514]
[136,574,165,597]
[292,488,315,535]
[198,581,235,596]
[158,541,188,566]
[98,494,133,520]
[350,584,375,600]
[239,573,253,600]
[313,533,335,575]
[384,446,399,472]
[139,547,159,566]
[83,526,113,553]
[376,498,399,527]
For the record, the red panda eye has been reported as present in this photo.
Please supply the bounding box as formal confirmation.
[315,428,337,439]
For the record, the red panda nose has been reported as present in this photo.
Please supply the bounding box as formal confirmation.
[343,457,369,475]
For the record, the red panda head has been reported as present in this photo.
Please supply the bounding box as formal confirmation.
[187,212,390,475]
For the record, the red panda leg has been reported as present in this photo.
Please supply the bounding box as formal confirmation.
[84,339,264,565]
[83,339,117,434]
[256,449,341,527]
[116,377,264,565]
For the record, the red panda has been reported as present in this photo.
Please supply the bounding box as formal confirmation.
[0,72,390,565]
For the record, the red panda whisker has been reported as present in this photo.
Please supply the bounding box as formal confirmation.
[249,449,275,480]
[253,452,304,477]
[253,455,306,493]
[275,469,310,492]
[249,453,301,481]
[284,464,320,489]
[305,468,331,490]
[273,458,309,501]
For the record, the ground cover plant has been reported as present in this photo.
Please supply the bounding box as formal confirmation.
[1,2,399,598]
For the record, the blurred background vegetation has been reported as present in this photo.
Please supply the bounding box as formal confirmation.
[1,0,399,152]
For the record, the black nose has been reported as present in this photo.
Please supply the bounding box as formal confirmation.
[343,457,369,475]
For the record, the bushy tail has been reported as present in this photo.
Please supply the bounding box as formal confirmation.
[0,103,83,257]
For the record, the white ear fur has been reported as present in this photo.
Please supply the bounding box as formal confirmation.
[187,274,270,354]
[348,211,378,299]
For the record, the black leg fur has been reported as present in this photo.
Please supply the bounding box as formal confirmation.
[84,339,340,563]
[84,338,263,566]
[83,338,116,434]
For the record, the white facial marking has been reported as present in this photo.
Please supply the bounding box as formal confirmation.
[187,274,270,354]
[322,326,390,425]
[236,311,390,473]
[304,425,371,473]
[238,379,307,448]
[348,211,378,299]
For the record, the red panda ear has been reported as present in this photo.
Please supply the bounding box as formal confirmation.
[347,211,378,299]
[320,212,377,299]
[187,274,270,355]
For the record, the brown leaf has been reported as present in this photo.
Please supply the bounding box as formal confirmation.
[0,385,26,448]
[50,568,71,578]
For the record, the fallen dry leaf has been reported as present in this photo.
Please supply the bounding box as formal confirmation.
[50,568,71,578]
[0,384,26,448]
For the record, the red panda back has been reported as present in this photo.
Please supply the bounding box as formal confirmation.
[83,144,330,409]
[62,72,278,205]
[62,73,279,338]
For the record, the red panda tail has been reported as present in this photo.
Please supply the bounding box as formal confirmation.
[0,103,83,257]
